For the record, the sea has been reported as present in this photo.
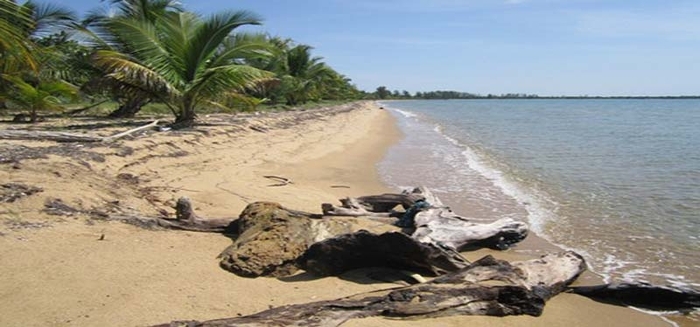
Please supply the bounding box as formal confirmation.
[377,99,700,290]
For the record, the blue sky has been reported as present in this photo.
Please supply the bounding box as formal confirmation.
[60,0,700,96]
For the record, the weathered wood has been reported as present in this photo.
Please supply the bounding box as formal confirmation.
[108,214,234,232]
[42,196,235,233]
[298,230,469,277]
[0,130,104,142]
[263,175,292,187]
[323,186,529,250]
[154,251,586,327]
[570,282,700,310]
[102,120,160,142]
[175,196,199,222]
[1,183,43,203]
[322,193,423,216]
[321,199,392,217]
[406,187,528,250]
[0,120,159,143]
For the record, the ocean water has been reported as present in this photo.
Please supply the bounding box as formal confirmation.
[378,99,700,289]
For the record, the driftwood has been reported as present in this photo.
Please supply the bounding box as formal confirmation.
[42,196,234,233]
[570,282,700,310]
[263,175,292,187]
[411,187,528,250]
[113,196,233,232]
[323,186,529,250]
[322,193,422,216]
[0,120,159,142]
[217,202,470,278]
[155,251,586,327]
[298,230,469,277]
[1,183,43,203]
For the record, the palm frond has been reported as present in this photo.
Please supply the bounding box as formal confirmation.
[26,1,77,37]
[187,64,272,107]
[211,32,274,67]
[184,10,262,81]
[107,16,181,83]
[93,49,178,99]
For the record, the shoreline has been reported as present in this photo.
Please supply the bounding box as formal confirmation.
[0,101,682,326]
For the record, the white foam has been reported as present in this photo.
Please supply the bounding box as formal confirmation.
[378,101,419,119]
[393,108,418,118]
[628,307,681,327]
[434,131,558,236]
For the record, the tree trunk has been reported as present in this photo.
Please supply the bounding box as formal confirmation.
[173,101,196,129]
[30,109,38,123]
[108,96,149,118]
[154,252,586,327]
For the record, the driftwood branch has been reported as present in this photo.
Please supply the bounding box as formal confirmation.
[263,175,292,187]
[570,282,700,310]
[43,196,234,233]
[0,120,159,143]
[154,252,586,327]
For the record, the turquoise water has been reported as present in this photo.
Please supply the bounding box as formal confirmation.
[379,99,700,288]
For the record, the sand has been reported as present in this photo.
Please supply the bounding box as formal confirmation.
[0,102,683,326]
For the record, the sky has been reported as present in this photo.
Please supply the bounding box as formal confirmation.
[59,0,700,96]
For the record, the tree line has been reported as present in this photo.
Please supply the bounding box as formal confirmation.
[0,0,362,127]
[369,86,539,100]
[368,86,700,100]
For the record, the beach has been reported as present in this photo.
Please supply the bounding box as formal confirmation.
[0,101,682,326]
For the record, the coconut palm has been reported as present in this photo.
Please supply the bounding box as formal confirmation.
[0,0,35,71]
[79,0,184,117]
[2,74,77,122]
[1,0,77,109]
[92,10,272,127]
[281,44,336,105]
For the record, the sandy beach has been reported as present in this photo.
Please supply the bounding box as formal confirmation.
[0,102,682,326]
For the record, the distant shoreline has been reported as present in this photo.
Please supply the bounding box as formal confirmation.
[384,96,700,100]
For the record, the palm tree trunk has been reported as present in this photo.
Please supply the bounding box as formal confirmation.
[108,96,150,118]
[30,109,38,123]
[173,99,196,129]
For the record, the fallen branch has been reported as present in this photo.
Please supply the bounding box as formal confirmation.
[43,196,235,233]
[1,183,43,203]
[570,282,700,310]
[263,175,292,187]
[154,252,586,327]
[0,120,159,143]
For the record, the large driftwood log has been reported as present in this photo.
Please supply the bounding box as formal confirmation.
[298,230,469,277]
[570,282,700,310]
[410,187,528,250]
[154,251,586,327]
[0,120,159,142]
[323,186,529,250]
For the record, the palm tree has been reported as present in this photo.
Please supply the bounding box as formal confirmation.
[2,74,77,122]
[282,44,336,105]
[0,0,35,71]
[80,0,184,117]
[1,0,76,109]
[93,10,272,127]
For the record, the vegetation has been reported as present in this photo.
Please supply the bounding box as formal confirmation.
[0,0,362,127]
